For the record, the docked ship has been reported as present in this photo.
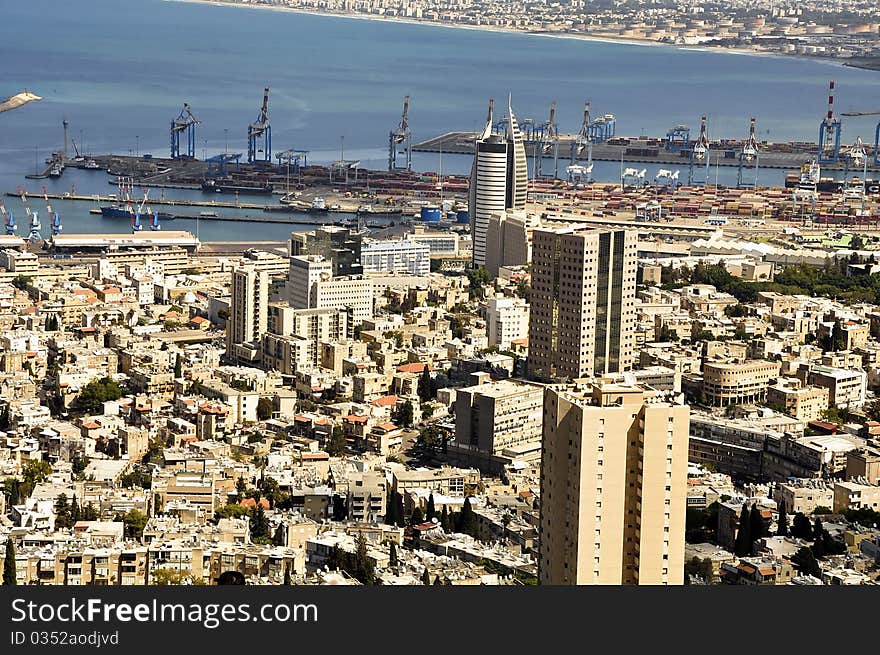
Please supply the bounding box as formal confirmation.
[784,161,880,194]
[201,178,274,195]
[307,197,329,213]
[357,204,403,217]
[99,205,175,221]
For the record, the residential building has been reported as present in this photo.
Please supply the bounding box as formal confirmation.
[767,378,829,421]
[361,239,431,276]
[454,380,543,456]
[528,226,637,381]
[540,380,690,585]
[702,359,782,407]
[485,296,529,349]
[226,266,269,354]
[290,226,362,276]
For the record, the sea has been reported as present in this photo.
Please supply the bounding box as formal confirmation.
[2,0,880,241]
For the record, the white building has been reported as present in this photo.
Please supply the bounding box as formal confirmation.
[361,239,431,276]
[486,296,529,349]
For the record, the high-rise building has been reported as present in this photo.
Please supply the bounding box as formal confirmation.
[288,255,373,322]
[540,381,690,585]
[227,266,269,352]
[528,226,637,381]
[290,226,363,276]
[468,99,528,268]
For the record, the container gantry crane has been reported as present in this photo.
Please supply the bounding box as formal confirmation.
[388,95,412,172]
[818,81,842,165]
[688,115,711,186]
[841,108,880,166]
[18,186,41,243]
[247,87,271,164]
[170,103,201,160]
[0,200,15,235]
[737,117,760,189]
[534,101,559,180]
[42,185,62,236]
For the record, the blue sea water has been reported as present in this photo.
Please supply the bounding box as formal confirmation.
[1,0,879,240]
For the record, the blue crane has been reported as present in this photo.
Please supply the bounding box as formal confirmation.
[170,103,200,159]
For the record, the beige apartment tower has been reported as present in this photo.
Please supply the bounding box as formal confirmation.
[226,266,268,351]
[528,227,638,381]
[539,381,690,585]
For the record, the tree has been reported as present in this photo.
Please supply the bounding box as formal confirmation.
[69,495,81,524]
[426,493,436,522]
[388,541,398,567]
[417,366,434,402]
[81,502,99,521]
[0,404,9,432]
[121,509,148,540]
[250,505,269,541]
[72,377,122,415]
[684,556,715,584]
[421,567,431,585]
[457,497,478,538]
[214,504,250,522]
[55,494,71,529]
[791,512,814,540]
[273,523,286,547]
[3,539,15,585]
[327,426,347,457]
[283,566,291,586]
[776,500,789,537]
[385,490,401,527]
[749,503,765,542]
[395,400,414,428]
[733,503,752,556]
[257,397,274,421]
[792,546,821,578]
[440,505,452,532]
[173,354,182,379]
[410,507,424,526]
[352,533,375,585]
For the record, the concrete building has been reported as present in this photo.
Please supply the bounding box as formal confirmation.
[767,378,829,421]
[833,480,880,512]
[468,100,527,268]
[800,364,867,409]
[0,249,39,275]
[484,209,539,277]
[529,227,638,381]
[290,226,362,276]
[226,266,268,353]
[540,381,690,585]
[288,255,373,322]
[361,239,431,276]
[846,447,880,485]
[485,296,529,349]
[454,380,543,455]
[702,359,782,407]
[774,480,835,515]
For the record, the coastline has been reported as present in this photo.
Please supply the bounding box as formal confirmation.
[163,0,877,71]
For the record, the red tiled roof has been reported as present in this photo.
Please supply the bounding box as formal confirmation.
[371,395,398,407]
[239,497,270,510]
[81,422,100,430]
[344,415,368,424]
[396,362,433,374]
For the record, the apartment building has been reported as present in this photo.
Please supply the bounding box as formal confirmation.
[702,359,782,407]
[540,380,690,585]
[454,380,543,456]
[485,296,529,349]
[767,378,830,421]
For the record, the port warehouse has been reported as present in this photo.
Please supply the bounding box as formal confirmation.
[0,232,201,255]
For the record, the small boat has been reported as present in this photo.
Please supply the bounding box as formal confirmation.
[199,211,219,218]
[83,160,101,170]
[307,197,328,213]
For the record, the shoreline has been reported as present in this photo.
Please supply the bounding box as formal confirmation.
[164,0,877,71]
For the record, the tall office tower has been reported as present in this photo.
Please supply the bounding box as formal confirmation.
[539,381,690,585]
[226,266,269,352]
[528,226,637,381]
[468,98,528,268]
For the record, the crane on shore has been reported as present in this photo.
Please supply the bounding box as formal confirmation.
[247,87,271,164]
[389,95,412,172]
[818,80,842,164]
[171,103,200,159]
[840,108,880,166]
[0,200,15,236]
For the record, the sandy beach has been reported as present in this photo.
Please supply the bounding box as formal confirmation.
[164,0,865,70]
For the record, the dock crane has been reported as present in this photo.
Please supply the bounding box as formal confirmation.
[18,186,41,243]
[42,185,62,236]
[688,115,711,185]
[534,101,559,179]
[818,80,842,165]
[0,200,15,235]
[568,101,594,182]
[170,103,200,160]
[142,191,161,231]
[388,95,412,172]
[840,108,880,166]
[737,117,760,189]
[127,194,142,234]
[247,87,271,164]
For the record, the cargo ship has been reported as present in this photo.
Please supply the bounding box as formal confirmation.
[784,162,880,194]
[99,205,175,221]
[201,179,274,195]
